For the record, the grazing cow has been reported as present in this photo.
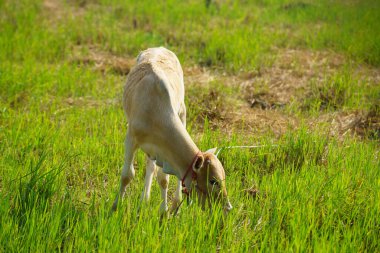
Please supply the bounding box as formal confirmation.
[112,47,232,214]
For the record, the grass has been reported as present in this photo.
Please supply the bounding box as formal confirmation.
[1,0,379,252]
[301,69,376,112]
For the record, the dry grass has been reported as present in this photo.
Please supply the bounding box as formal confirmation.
[241,49,347,104]
[311,107,380,140]
[183,48,379,140]
[70,46,134,75]
[79,45,379,141]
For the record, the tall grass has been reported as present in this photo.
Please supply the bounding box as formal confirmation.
[1,127,379,251]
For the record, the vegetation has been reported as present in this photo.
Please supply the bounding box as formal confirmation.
[1,0,379,252]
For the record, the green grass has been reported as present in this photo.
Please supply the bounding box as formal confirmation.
[1,0,379,252]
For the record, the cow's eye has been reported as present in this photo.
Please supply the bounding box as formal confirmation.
[209,179,219,186]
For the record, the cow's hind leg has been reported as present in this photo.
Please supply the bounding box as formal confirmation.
[112,131,136,211]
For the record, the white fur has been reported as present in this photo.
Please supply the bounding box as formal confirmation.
[112,47,200,213]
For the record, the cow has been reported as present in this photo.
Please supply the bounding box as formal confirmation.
[112,47,232,214]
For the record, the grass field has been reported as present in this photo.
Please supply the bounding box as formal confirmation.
[1,0,379,252]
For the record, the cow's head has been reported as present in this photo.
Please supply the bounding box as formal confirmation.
[191,148,232,213]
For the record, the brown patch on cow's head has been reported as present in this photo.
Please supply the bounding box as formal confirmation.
[192,148,232,213]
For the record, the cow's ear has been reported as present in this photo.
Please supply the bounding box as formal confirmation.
[192,155,204,173]
[204,147,217,154]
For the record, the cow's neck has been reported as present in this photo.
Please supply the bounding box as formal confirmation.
[156,117,199,181]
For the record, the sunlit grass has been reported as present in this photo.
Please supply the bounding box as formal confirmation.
[1,0,379,252]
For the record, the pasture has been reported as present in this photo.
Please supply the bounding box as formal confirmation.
[0,0,379,251]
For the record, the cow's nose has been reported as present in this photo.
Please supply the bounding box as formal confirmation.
[224,201,233,212]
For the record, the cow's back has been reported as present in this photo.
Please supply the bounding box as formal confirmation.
[123,47,185,130]
[136,47,184,107]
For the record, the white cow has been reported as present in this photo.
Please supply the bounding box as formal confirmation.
[112,47,232,213]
